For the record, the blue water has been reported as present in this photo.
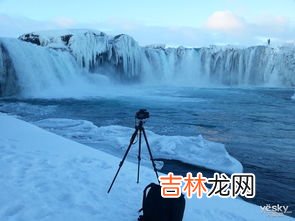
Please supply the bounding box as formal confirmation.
[1,86,294,215]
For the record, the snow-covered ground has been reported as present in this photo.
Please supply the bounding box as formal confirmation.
[0,114,293,221]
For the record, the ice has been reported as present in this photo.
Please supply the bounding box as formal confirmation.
[35,118,243,174]
[0,114,293,221]
[19,30,143,79]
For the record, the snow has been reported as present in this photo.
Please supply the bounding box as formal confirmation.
[34,118,242,175]
[19,29,107,47]
[1,114,293,221]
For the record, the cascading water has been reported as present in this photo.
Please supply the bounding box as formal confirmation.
[142,45,294,86]
[197,46,277,85]
[0,29,294,97]
[0,37,110,97]
[0,42,18,96]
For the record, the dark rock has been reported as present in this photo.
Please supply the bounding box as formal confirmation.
[19,33,41,46]
[61,34,73,45]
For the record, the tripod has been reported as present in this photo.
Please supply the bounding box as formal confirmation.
[107,119,159,193]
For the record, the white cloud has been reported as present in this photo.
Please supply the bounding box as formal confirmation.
[53,17,76,28]
[206,10,245,32]
[0,14,70,37]
[0,13,294,47]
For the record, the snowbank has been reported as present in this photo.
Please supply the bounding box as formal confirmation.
[0,114,293,221]
[35,118,242,174]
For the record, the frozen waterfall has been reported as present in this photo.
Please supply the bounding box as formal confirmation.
[0,29,294,97]
[0,36,109,97]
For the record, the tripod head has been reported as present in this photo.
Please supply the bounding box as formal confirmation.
[135,109,149,120]
[135,109,149,128]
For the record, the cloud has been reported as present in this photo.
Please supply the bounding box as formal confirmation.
[0,13,294,47]
[53,17,76,28]
[205,10,245,32]
[0,14,72,37]
[202,10,295,45]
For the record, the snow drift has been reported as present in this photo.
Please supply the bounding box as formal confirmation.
[0,29,295,97]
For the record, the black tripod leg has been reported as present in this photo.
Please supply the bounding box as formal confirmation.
[107,127,139,193]
[137,129,142,183]
[142,128,160,183]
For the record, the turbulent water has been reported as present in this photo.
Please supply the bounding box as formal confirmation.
[1,86,294,215]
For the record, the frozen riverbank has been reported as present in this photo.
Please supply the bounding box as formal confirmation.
[0,114,293,220]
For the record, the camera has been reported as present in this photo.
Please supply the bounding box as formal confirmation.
[136,109,150,120]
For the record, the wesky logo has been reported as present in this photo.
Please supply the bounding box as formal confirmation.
[260,204,292,216]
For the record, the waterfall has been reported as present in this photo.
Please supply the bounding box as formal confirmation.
[0,37,109,97]
[0,41,18,96]
[0,29,294,97]
[19,30,295,87]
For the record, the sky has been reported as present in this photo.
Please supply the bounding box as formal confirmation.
[0,0,294,47]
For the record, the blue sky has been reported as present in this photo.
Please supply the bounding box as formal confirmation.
[0,0,294,46]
